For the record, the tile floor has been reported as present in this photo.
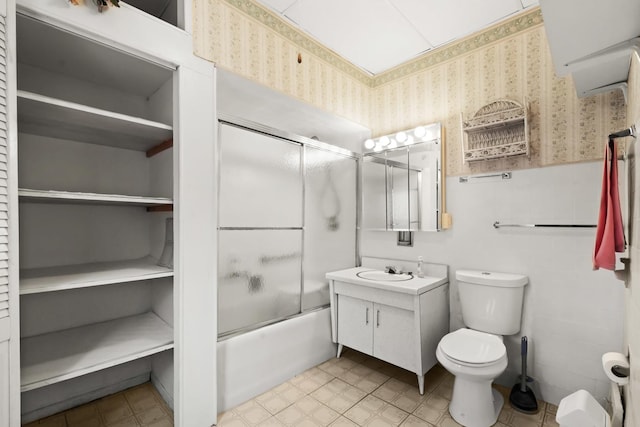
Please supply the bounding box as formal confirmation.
[23,382,174,427]
[27,349,559,427]
[217,348,559,427]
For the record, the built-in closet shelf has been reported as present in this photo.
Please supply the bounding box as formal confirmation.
[20,257,173,295]
[20,312,174,392]
[18,188,173,207]
[17,90,173,151]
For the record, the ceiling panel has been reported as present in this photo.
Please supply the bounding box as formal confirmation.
[256,0,539,75]
[284,0,432,74]
[393,0,524,47]
[257,0,298,13]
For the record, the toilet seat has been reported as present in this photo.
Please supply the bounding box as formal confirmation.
[439,328,506,367]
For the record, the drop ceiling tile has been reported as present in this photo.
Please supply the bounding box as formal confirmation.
[284,0,432,74]
[520,0,540,8]
[392,0,524,47]
[257,0,298,13]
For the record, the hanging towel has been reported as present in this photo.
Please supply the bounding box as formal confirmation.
[593,138,625,270]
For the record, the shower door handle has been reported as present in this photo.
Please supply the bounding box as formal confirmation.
[376,310,380,327]
[365,307,369,325]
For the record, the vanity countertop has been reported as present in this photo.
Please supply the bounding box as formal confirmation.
[326,267,448,295]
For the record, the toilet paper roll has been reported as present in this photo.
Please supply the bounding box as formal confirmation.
[602,352,630,385]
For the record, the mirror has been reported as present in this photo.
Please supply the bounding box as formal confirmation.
[361,123,442,231]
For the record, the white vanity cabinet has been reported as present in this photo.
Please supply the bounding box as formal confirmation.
[327,267,449,394]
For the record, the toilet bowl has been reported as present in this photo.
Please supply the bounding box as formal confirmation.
[436,328,508,427]
[437,270,528,427]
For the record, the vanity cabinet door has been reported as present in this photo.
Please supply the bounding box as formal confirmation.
[337,295,374,355]
[372,303,416,372]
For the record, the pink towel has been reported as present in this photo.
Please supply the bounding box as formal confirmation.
[593,138,625,270]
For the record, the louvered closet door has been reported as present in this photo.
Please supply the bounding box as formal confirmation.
[0,0,16,425]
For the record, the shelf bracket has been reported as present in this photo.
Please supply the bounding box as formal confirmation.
[147,204,173,213]
[146,138,173,158]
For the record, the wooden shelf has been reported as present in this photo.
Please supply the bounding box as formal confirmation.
[17,90,173,151]
[21,312,174,392]
[18,188,173,207]
[20,257,173,295]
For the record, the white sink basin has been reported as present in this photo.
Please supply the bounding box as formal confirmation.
[356,270,413,282]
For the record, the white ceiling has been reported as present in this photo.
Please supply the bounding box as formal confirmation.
[256,0,539,75]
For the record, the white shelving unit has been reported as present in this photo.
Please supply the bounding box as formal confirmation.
[16,11,177,422]
[20,312,173,392]
[18,188,172,207]
[17,91,173,152]
[20,257,173,295]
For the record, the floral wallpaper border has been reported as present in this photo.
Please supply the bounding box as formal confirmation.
[222,0,543,88]
[372,9,544,86]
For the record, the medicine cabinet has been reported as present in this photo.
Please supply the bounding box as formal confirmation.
[361,123,443,232]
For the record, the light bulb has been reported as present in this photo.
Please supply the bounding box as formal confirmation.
[373,144,383,152]
[364,139,375,149]
[405,135,414,145]
[389,141,397,149]
[414,126,426,138]
[396,131,407,143]
[379,136,390,146]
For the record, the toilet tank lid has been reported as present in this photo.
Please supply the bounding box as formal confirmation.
[456,270,528,287]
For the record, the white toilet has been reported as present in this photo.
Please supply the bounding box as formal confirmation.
[436,270,528,427]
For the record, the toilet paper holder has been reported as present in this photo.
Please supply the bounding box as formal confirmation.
[611,365,629,378]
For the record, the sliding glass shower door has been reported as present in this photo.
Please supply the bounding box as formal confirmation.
[217,121,357,337]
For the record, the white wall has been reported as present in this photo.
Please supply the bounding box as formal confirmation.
[360,161,625,405]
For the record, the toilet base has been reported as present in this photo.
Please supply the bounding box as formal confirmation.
[449,377,503,427]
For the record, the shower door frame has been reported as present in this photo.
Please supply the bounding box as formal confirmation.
[216,114,360,339]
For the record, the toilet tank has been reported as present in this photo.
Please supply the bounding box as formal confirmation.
[457,270,528,335]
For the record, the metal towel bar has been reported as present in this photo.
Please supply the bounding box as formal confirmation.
[493,221,596,229]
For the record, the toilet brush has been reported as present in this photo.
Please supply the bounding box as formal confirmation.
[509,336,538,413]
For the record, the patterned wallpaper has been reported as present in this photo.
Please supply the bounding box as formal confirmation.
[372,25,627,175]
[192,0,372,128]
[192,1,627,176]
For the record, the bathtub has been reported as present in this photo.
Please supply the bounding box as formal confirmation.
[216,307,336,411]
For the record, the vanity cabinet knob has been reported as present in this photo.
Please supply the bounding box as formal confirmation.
[365,307,369,325]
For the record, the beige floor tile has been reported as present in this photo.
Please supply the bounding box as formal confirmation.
[311,378,367,414]
[66,403,104,426]
[256,382,306,415]
[542,412,559,427]
[372,378,426,413]
[497,406,514,424]
[275,396,340,426]
[105,416,140,427]
[290,367,335,394]
[510,407,545,423]
[135,405,170,425]
[125,385,162,414]
[36,414,67,427]
[329,416,359,426]
[412,400,446,424]
[98,394,135,426]
[218,403,268,426]
[432,382,453,400]
[255,417,287,427]
[341,364,390,394]
[141,418,173,427]
[318,357,359,378]
[67,416,104,427]
[509,415,543,427]
[545,404,558,415]
[436,415,462,427]
[400,414,436,426]
[343,395,409,426]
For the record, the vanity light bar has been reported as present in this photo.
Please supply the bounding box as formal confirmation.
[364,123,442,153]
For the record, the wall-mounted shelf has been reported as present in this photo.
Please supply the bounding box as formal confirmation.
[461,99,529,162]
[18,188,173,207]
[20,257,173,295]
[17,90,173,151]
[20,312,174,392]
